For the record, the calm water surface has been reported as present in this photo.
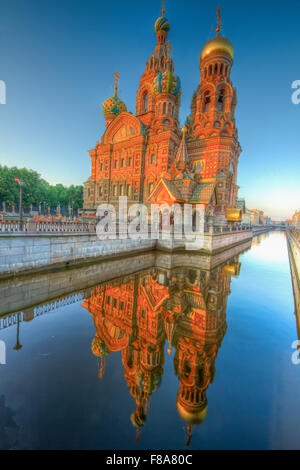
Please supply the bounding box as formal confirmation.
[0,231,298,450]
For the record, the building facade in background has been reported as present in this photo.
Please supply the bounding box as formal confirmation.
[287,211,300,229]
[82,5,242,225]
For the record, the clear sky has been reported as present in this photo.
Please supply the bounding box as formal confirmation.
[0,0,299,220]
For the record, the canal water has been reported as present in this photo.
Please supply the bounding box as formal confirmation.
[0,231,298,450]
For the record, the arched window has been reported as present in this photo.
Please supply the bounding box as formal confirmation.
[204,68,207,79]
[203,91,211,113]
[225,65,228,76]
[217,89,225,112]
[214,63,218,75]
[220,63,224,75]
[209,65,212,75]
[143,92,149,112]
[163,102,167,114]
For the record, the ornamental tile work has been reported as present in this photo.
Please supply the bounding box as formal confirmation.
[82,6,242,225]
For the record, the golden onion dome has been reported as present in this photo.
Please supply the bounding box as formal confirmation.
[176,400,208,425]
[200,36,234,62]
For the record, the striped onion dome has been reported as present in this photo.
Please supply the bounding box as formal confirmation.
[154,16,170,33]
[151,71,181,97]
[91,336,110,357]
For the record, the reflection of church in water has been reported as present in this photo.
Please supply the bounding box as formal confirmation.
[82,255,241,446]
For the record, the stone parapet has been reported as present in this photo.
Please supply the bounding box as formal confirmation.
[0,226,253,278]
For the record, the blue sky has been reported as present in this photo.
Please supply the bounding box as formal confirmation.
[0,0,299,220]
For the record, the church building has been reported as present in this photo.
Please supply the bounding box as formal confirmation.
[82,3,242,226]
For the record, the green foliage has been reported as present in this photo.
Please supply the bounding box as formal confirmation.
[0,165,83,210]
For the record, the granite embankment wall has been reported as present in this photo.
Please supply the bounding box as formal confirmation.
[252,226,274,235]
[0,239,252,318]
[287,230,300,325]
[0,228,253,278]
[0,233,156,278]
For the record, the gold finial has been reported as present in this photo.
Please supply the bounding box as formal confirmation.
[216,5,222,36]
[113,70,120,96]
[162,0,166,16]
[167,40,173,60]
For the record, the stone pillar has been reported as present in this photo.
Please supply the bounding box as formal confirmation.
[23,307,34,322]
[27,220,37,233]
[88,221,96,233]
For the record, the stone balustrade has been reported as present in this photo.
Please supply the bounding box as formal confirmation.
[0,220,96,234]
[0,219,254,278]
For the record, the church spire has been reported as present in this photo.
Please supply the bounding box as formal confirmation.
[175,126,189,172]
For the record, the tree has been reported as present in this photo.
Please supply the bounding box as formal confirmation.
[0,165,83,210]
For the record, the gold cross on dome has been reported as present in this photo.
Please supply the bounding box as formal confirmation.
[113,71,120,95]
[216,5,222,36]
[162,0,166,16]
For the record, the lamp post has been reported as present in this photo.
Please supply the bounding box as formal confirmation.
[14,178,25,230]
[13,312,22,351]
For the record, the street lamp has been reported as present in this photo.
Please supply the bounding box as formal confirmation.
[14,178,25,230]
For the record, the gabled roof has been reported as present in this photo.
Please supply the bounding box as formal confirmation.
[147,178,217,205]
[190,182,218,204]
[147,177,184,203]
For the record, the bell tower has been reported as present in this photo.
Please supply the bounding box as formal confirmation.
[190,6,241,226]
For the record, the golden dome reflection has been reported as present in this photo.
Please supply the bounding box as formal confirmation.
[176,401,208,426]
[83,247,245,445]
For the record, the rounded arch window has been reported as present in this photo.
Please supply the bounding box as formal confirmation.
[142,91,149,112]
[163,102,167,114]
[203,91,211,113]
[217,89,225,112]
